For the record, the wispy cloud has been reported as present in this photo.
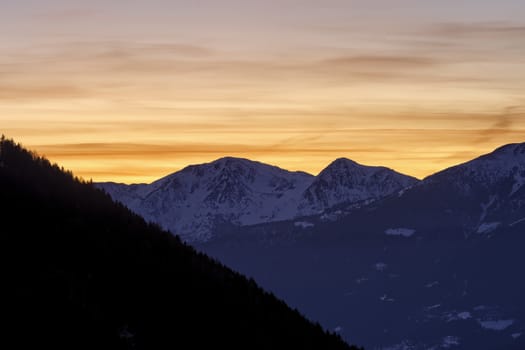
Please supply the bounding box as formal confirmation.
[0,35,520,106]
[472,105,524,144]
[32,142,395,159]
[429,22,525,37]
[320,55,437,70]
[0,84,89,100]
[88,42,216,60]
[25,125,525,183]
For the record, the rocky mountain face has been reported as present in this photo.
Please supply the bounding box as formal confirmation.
[421,143,525,233]
[298,158,418,215]
[361,142,525,238]
[97,157,417,242]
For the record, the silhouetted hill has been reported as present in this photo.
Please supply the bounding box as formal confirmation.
[0,136,359,350]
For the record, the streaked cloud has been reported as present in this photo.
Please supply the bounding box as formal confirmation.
[322,55,437,68]
[1,1,524,183]
[429,22,525,37]
[0,83,89,100]
[472,105,523,144]
[24,125,525,183]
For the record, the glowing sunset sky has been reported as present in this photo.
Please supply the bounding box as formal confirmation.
[2,0,525,183]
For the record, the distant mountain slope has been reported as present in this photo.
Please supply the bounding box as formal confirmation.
[97,157,417,242]
[421,143,525,229]
[363,142,525,237]
[0,137,357,350]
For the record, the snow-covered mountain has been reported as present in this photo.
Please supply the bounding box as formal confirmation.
[299,158,418,215]
[424,143,525,193]
[96,142,525,348]
[97,157,417,242]
[392,142,525,235]
[98,157,313,242]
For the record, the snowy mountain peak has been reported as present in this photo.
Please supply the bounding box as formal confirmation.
[299,158,419,215]
[202,157,262,176]
[98,157,315,242]
[316,158,365,180]
[426,142,525,189]
[318,158,391,181]
[415,142,525,229]
[490,142,525,157]
[177,157,311,184]
[330,157,361,167]
[465,142,525,167]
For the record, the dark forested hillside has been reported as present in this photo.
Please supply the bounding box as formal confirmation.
[0,137,359,350]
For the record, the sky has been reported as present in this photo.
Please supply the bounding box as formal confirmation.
[2,0,525,183]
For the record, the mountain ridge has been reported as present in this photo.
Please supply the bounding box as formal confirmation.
[299,157,418,214]
[97,142,525,244]
[97,156,418,242]
[197,141,525,349]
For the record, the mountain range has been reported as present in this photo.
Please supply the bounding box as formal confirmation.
[98,142,525,349]
[97,157,418,242]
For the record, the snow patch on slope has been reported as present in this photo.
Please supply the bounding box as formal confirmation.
[375,262,388,272]
[385,228,416,237]
[478,319,514,331]
[442,336,460,348]
[477,222,500,234]
[294,221,314,229]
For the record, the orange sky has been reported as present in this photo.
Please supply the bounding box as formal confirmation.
[2,1,525,183]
